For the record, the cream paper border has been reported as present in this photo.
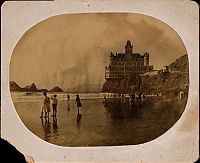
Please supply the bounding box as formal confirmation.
[1,0,199,162]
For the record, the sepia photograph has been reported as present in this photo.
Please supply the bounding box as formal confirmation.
[9,13,189,147]
[1,0,199,162]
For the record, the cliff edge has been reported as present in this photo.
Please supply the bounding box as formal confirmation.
[102,55,189,95]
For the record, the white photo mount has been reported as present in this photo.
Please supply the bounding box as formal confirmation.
[1,0,199,162]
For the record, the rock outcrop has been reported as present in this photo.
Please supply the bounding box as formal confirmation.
[49,86,63,92]
[10,82,49,92]
[21,83,38,92]
[9,81,22,91]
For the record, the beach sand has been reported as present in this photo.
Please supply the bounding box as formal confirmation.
[12,94,186,146]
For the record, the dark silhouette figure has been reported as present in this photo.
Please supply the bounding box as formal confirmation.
[67,94,70,112]
[75,94,82,114]
[138,92,142,101]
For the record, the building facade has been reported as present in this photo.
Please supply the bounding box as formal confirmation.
[105,40,153,79]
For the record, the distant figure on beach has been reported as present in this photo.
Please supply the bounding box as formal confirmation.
[121,94,126,103]
[129,94,135,109]
[103,95,106,106]
[67,94,70,112]
[75,95,82,114]
[40,92,50,118]
[51,94,58,117]
[138,92,142,101]
[141,94,146,103]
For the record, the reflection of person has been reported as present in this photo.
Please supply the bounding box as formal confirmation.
[51,94,58,117]
[41,117,51,141]
[40,92,50,118]
[76,113,82,128]
[53,116,58,134]
[67,94,70,112]
[75,95,82,113]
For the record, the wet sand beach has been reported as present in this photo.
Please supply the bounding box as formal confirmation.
[12,93,187,146]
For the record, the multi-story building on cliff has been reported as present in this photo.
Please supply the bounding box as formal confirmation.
[105,40,153,79]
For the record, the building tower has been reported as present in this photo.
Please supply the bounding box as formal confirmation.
[109,51,114,64]
[125,40,133,54]
[144,52,149,66]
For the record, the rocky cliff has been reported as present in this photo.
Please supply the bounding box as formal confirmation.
[168,54,188,71]
[141,71,188,94]
[102,55,189,95]
[102,74,141,94]
[9,81,49,92]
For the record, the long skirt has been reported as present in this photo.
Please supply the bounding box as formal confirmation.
[77,101,82,107]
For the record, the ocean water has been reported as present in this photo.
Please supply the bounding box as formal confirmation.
[11,92,187,146]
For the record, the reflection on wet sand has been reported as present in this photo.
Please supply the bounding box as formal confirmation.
[14,95,187,146]
[76,113,82,128]
[41,116,59,142]
[41,118,51,141]
[67,102,70,112]
[101,96,186,145]
[53,117,58,134]
[104,97,146,119]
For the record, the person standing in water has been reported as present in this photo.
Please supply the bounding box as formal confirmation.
[51,94,58,117]
[75,94,82,114]
[103,95,106,106]
[40,92,50,118]
[67,94,70,112]
[138,92,142,101]
[129,94,135,109]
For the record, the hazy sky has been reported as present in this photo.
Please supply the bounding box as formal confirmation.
[10,13,187,90]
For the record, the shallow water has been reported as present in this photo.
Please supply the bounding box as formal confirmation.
[12,93,187,146]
